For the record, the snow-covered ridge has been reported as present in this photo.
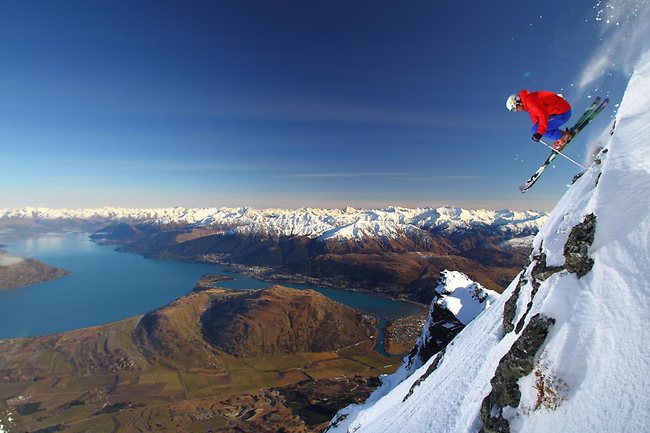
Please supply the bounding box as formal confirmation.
[434,270,500,326]
[329,270,499,432]
[0,206,547,240]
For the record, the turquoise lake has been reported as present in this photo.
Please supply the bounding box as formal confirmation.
[0,233,421,354]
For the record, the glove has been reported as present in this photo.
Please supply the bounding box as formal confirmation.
[532,133,543,142]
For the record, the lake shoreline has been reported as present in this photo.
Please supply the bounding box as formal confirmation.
[0,233,425,355]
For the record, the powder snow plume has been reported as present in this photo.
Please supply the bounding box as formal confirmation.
[578,0,650,91]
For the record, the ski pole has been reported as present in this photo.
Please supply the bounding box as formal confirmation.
[538,140,587,170]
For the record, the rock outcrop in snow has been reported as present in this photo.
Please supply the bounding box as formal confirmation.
[325,54,650,433]
[405,271,499,375]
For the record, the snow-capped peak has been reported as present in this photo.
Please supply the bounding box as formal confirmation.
[433,270,500,326]
[0,206,548,242]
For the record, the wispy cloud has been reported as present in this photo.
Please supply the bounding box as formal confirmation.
[283,172,485,180]
[35,155,293,173]
[285,171,410,178]
[0,253,25,267]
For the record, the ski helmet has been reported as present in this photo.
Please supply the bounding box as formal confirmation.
[506,94,521,112]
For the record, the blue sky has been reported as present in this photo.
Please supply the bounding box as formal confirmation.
[0,0,642,211]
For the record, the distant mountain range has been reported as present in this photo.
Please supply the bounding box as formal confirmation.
[0,206,548,300]
[0,206,547,239]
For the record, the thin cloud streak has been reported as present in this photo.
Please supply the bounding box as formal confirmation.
[285,172,410,179]
[284,172,485,180]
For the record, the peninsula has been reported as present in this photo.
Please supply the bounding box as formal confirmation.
[0,250,69,291]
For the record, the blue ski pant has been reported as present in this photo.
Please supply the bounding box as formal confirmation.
[531,110,572,140]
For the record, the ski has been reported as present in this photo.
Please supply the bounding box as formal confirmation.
[519,97,609,193]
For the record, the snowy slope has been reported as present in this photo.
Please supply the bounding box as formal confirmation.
[433,270,500,326]
[326,55,650,433]
[329,270,500,431]
[0,206,546,242]
[404,270,500,376]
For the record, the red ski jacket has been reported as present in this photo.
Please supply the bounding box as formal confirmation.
[519,90,571,136]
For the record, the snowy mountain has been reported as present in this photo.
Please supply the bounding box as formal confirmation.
[325,55,650,433]
[406,271,499,375]
[0,206,547,242]
[329,270,499,430]
[0,205,545,297]
[432,270,500,326]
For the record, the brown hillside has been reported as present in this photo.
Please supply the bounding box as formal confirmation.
[0,251,69,290]
[135,286,375,363]
[200,286,375,357]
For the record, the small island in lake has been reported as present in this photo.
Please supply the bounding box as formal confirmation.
[0,250,69,290]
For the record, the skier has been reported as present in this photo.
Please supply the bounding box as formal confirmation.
[506,90,574,151]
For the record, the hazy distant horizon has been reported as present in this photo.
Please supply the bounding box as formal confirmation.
[1,200,552,213]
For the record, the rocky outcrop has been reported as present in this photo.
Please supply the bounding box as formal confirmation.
[563,213,596,278]
[486,213,598,432]
[480,314,555,433]
[405,271,498,375]
[503,213,598,337]
[405,304,464,371]
[502,274,526,335]
[514,252,562,334]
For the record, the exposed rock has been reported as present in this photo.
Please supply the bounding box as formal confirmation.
[502,274,526,335]
[403,350,445,402]
[530,250,563,284]
[563,213,596,278]
[406,303,464,370]
[480,314,555,433]
[515,253,562,333]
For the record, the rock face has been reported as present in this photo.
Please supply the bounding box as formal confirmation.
[563,213,596,278]
[479,314,555,433]
[135,286,375,363]
[405,303,463,371]
[476,213,599,432]
[406,271,499,373]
